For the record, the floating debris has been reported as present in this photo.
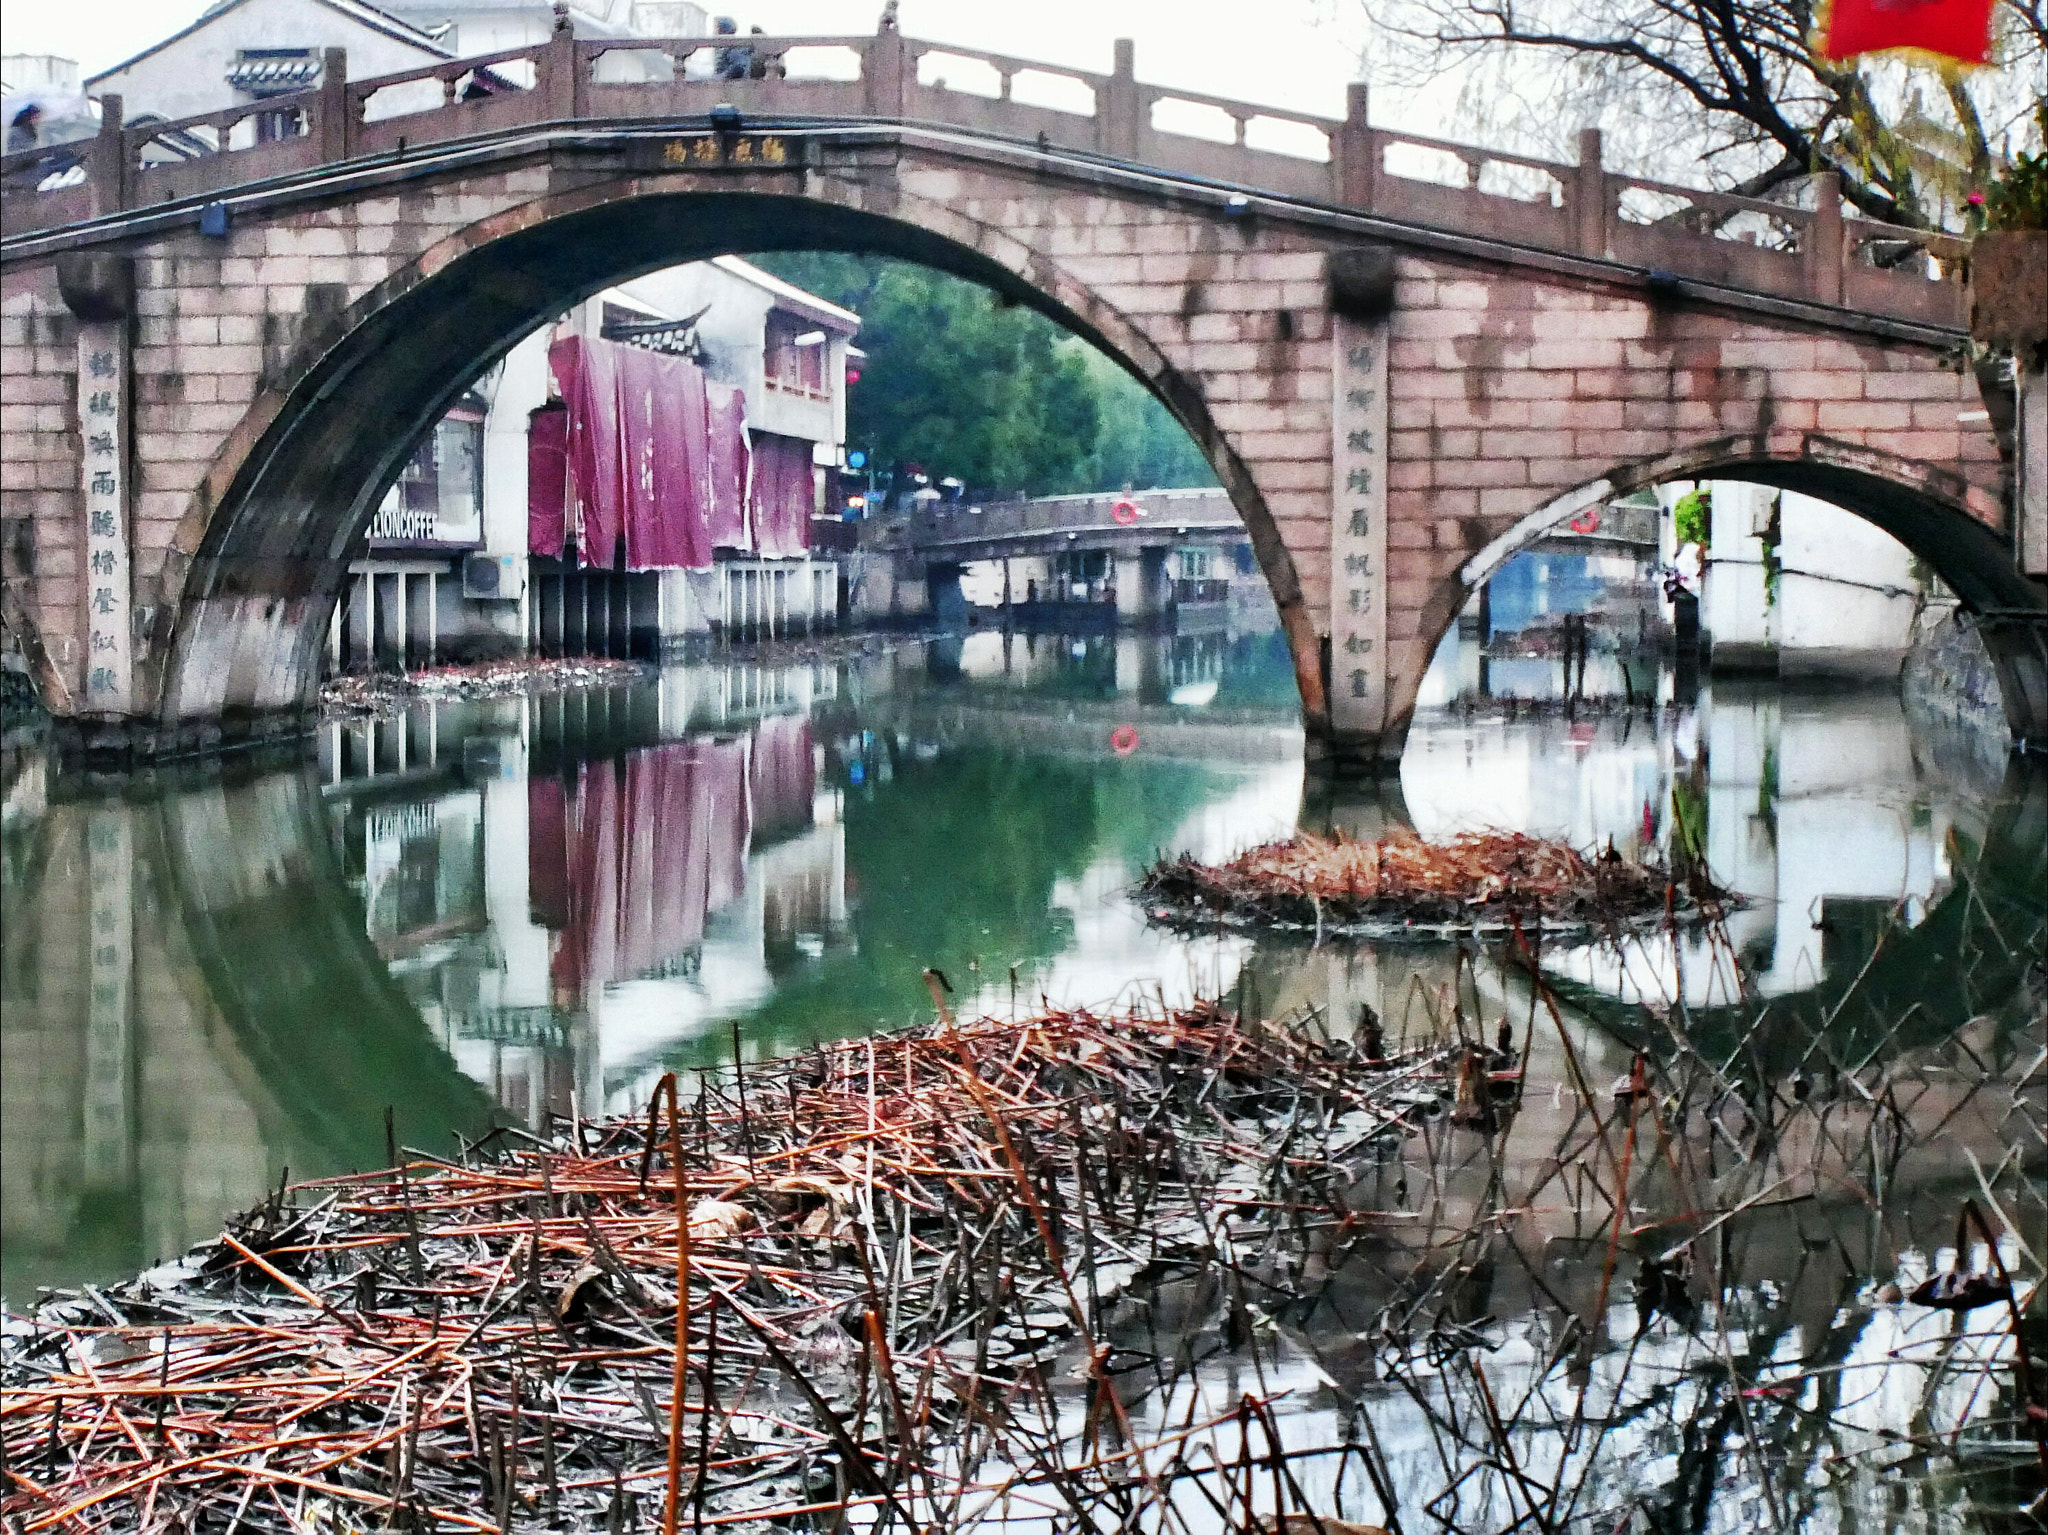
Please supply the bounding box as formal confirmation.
[1138,828,1728,938]
[321,657,655,720]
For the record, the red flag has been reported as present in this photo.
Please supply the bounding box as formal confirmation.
[1821,0,1995,63]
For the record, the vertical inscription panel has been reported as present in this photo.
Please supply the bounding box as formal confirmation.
[78,321,132,715]
[1329,314,1390,735]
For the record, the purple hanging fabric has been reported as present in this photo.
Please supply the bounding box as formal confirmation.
[551,336,626,569]
[527,404,569,558]
[751,433,815,559]
[706,382,752,551]
[612,341,715,571]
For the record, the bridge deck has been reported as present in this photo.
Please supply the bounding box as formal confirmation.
[0,26,1967,333]
[860,488,1246,561]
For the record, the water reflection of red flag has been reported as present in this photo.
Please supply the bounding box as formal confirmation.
[1820,0,1994,62]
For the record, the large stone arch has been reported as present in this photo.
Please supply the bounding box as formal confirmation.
[151,177,1320,750]
[1423,432,2047,747]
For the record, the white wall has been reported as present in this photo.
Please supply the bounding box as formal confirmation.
[92,0,445,124]
[1701,480,1774,655]
[376,1,707,56]
[1777,492,1921,665]
[614,257,853,456]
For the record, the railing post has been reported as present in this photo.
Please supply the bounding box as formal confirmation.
[89,93,126,216]
[542,10,582,121]
[1100,38,1139,160]
[1808,170,1844,305]
[864,24,907,118]
[1575,127,1606,258]
[1336,81,1374,209]
[316,49,350,161]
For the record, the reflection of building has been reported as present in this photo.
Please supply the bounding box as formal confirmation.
[1405,681,1983,1009]
[323,676,849,1123]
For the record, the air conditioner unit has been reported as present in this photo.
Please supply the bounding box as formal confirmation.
[463,552,522,599]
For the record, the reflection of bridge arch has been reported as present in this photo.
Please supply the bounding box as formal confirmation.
[0,769,496,1294]
[1534,762,2045,1059]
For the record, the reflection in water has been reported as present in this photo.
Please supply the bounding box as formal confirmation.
[3,624,2042,1525]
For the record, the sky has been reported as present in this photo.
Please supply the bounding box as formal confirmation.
[0,0,1378,122]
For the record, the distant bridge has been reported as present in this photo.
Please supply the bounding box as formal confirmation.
[850,488,1252,625]
[858,488,1244,564]
[2,19,2038,770]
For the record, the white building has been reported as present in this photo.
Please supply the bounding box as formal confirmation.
[338,256,859,668]
[86,0,456,127]
[1668,481,1933,680]
[376,0,709,57]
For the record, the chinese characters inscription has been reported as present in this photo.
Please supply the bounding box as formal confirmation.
[78,325,130,713]
[1329,315,1389,732]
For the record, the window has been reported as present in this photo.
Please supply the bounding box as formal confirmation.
[764,313,826,394]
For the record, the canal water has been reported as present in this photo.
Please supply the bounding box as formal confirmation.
[3,622,2042,1528]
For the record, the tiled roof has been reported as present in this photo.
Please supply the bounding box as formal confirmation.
[226,54,324,91]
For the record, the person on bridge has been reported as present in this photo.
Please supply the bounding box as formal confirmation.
[6,103,41,155]
[714,18,752,81]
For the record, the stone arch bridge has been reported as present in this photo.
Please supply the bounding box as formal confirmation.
[2,22,2041,766]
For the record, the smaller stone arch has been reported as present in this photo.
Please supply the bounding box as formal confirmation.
[1436,433,2046,749]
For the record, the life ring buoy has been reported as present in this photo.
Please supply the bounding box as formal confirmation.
[1110,725,1140,756]
[1111,499,1142,527]
[1568,508,1602,535]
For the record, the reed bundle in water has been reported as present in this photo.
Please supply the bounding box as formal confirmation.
[1139,829,1725,937]
[0,1001,1466,1533]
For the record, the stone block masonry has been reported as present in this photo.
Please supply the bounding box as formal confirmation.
[0,129,2028,767]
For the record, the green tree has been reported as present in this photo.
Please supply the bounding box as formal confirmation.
[745,252,1217,496]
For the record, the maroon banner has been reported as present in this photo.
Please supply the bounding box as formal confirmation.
[707,382,752,551]
[751,432,815,559]
[614,341,714,571]
[551,336,626,568]
[527,404,569,558]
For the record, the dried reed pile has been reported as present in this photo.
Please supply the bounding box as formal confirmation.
[1,999,1459,1533]
[1140,829,1722,937]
